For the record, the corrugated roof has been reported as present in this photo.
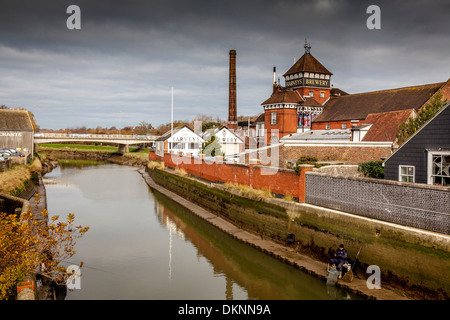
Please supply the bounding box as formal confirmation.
[315,82,444,123]
[0,109,34,130]
[281,129,351,141]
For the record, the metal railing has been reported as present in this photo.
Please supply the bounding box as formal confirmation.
[34,133,158,140]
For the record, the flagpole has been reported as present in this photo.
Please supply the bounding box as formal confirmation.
[171,87,174,139]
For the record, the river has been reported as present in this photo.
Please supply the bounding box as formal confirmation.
[43,162,360,300]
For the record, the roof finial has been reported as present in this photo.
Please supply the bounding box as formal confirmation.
[304,39,311,54]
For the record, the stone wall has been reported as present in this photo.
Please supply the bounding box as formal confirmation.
[279,144,392,168]
[305,172,450,235]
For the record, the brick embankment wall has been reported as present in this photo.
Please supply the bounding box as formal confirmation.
[160,152,311,200]
[146,166,450,299]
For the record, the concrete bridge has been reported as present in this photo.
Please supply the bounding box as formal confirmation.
[34,133,159,153]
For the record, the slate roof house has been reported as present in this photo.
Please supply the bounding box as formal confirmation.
[383,102,450,185]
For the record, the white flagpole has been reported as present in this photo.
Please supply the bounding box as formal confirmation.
[171,87,174,140]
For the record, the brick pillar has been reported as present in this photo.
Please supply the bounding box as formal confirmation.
[298,165,314,202]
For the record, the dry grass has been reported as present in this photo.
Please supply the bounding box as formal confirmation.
[223,182,273,201]
[174,167,188,177]
[29,158,42,173]
[0,165,32,195]
[147,161,165,170]
[284,194,295,202]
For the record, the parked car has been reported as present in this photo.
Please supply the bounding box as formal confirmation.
[0,148,25,157]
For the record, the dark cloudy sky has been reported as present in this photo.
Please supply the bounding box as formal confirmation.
[1,0,449,129]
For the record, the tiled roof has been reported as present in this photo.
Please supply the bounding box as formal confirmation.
[261,90,323,106]
[283,53,332,76]
[361,109,416,142]
[261,90,303,105]
[315,82,444,123]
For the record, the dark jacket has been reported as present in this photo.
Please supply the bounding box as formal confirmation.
[335,249,348,260]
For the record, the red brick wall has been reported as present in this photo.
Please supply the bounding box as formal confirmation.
[279,145,392,167]
[160,153,311,201]
[295,87,330,105]
[149,150,163,161]
[265,108,298,145]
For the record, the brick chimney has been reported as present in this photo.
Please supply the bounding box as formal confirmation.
[228,49,237,129]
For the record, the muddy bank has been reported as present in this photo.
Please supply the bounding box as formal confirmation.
[38,148,148,169]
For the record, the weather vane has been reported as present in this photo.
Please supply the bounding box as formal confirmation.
[304,39,311,54]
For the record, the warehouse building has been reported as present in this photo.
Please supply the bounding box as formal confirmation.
[0,109,35,161]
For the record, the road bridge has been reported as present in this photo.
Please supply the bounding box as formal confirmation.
[34,133,159,153]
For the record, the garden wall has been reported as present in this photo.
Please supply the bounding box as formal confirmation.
[305,172,450,235]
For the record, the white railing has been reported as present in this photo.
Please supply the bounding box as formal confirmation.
[34,133,158,140]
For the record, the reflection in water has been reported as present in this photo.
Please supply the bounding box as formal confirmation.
[44,163,360,300]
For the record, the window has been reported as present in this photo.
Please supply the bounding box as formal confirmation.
[320,92,325,98]
[399,166,415,183]
[325,123,330,130]
[271,111,277,125]
[341,123,347,129]
[429,152,450,186]
[309,90,314,97]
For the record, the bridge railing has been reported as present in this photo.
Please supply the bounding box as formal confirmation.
[35,133,158,140]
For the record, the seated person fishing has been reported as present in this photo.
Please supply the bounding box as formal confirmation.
[330,244,348,277]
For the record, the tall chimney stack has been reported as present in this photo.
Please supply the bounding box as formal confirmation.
[228,49,237,129]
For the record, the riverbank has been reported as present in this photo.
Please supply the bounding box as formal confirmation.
[38,147,149,168]
[144,164,449,300]
[139,167,407,300]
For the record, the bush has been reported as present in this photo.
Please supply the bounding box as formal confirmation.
[294,156,318,174]
[358,160,384,179]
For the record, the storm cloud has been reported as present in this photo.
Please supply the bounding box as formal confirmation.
[0,0,449,129]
